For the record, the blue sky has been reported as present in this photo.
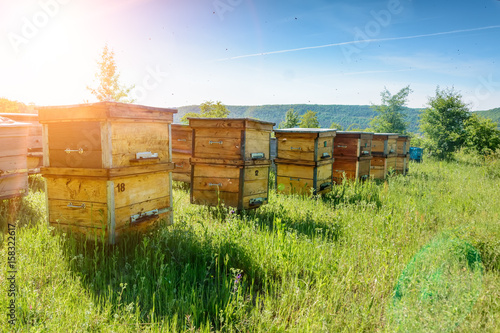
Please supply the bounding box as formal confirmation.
[1,0,499,110]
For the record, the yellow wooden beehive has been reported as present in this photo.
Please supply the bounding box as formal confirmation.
[370,133,399,179]
[38,102,177,243]
[0,117,29,200]
[332,131,373,183]
[189,118,274,210]
[2,113,43,173]
[274,128,336,195]
[171,124,192,183]
[395,135,411,175]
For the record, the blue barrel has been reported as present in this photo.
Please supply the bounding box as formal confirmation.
[409,147,423,162]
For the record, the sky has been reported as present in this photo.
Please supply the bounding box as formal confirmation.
[1,0,500,110]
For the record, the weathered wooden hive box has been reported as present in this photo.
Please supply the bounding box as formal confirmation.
[2,113,43,172]
[0,117,29,200]
[332,131,373,183]
[274,128,336,195]
[38,102,177,243]
[189,118,274,210]
[370,133,399,180]
[171,124,192,183]
[395,135,411,175]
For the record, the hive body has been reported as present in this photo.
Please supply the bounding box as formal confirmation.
[39,102,177,243]
[0,117,29,200]
[171,124,192,183]
[332,131,373,183]
[274,128,336,195]
[189,118,274,210]
[370,133,399,179]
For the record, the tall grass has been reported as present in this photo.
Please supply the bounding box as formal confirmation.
[1,156,499,332]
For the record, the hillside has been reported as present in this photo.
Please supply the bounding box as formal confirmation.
[475,108,500,128]
[175,104,500,133]
[175,104,423,132]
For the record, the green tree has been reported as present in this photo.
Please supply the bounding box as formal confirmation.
[329,121,344,131]
[299,110,319,128]
[464,114,500,155]
[370,86,412,133]
[87,44,135,103]
[278,108,300,128]
[419,87,470,159]
[181,101,229,123]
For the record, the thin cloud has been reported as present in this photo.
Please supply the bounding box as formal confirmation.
[216,25,500,61]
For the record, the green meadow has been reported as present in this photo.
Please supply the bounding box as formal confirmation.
[1,153,499,332]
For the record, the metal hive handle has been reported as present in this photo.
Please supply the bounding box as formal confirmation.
[67,202,86,209]
[209,183,222,187]
[209,141,223,145]
[65,148,84,154]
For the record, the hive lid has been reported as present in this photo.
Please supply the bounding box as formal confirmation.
[0,116,30,128]
[188,117,275,130]
[274,128,336,133]
[37,102,177,123]
[373,133,399,139]
[335,131,374,138]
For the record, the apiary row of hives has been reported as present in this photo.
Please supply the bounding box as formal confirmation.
[0,101,410,243]
[172,124,410,197]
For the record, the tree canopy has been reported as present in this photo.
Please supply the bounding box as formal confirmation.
[370,86,412,134]
[181,101,230,123]
[87,44,135,103]
[419,87,470,159]
[278,108,300,129]
[464,113,500,155]
[299,110,319,128]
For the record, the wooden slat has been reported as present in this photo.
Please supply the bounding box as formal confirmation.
[0,173,28,199]
[191,189,240,208]
[114,196,171,230]
[276,164,314,179]
[193,164,240,178]
[192,176,240,192]
[44,177,107,202]
[172,173,190,183]
[49,150,103,169]
[190,157,270,166]
[47,200,108,228]
[317,163,333,181]
[244,130,270,160]
[113,171,170,208]
[193,137,242,159]
[276,176,314,195]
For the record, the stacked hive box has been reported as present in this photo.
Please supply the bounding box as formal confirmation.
[189,118,274,210]
[38,102,177,243]
[3,113,43,173]
[332,131,374,183]
[274,128,336,195]
[370,133,398,179]
[0,117,29,200]
[171,124,192,183]
[395,135,411,175]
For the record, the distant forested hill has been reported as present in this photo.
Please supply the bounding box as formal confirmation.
[175,104,424,132]
[174,104,500,132]
[474,108,500,128]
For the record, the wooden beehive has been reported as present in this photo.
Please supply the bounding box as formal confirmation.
[274,128,336,195]
[171,124,192,183]
[332,131,373,183]
[38,102,177,243]
[0,117,29,200]
[2,113,43,173]
[370,133,399,180]
[395,135,411,175]
[191,162,270,209]
[189,118,275,210]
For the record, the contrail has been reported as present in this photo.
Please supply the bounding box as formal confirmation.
[216,25,500,61]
